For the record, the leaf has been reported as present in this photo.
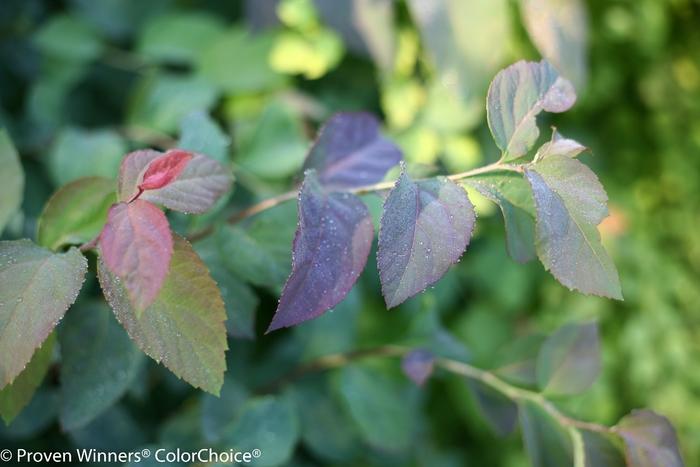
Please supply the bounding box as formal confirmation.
[59,302,143,430]
[138,149,193,192]
[267,171,374,331]
[465,172,537,263]
[334,365,415,452]
[47,127,127,186]
[521,0,588,90]
[519,401,574,467]
[314,0,396,72]
[401,349,435,386]
[378,171,475,308]
[33,14,103,62]
[0,129,23,234]
[615,410,684,467]
[140,153,232,214]
[178,111,231,164]
[492,333,546,387]
[0,333,55,425]
[37,177,116,251]
[536,130,588,160]
[467,379,518,437]
[536,322,601,396]
[0,240,86,389]
[97,235,227,395]
[117,149,162,202]
[525,155,622,299]
[201,376,250,443]
[219,396,299,467]
[303,112,402,190]
[487,60,576,160]
[99,200,173,312]
[580,430,626,467]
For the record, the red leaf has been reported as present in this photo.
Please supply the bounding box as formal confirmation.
[99,200,173,311]
[138,149,193,192]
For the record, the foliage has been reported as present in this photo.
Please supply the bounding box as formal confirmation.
[1,0,698,465]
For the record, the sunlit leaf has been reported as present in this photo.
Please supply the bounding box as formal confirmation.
[521,0,588,90]
[219,396,299,467]
[270,29,343,79]
[268,171,373,331]
[615,410,684,467]
[519,401,574,467]
[401,349,435,386]
[98,236,227,395]
[0,129,24,233]
[303,112,402,189]
[536,322,601,396]
[37,177,116,251]
[525,155,622,299]
[0,240,86,389]
[487,60,576,160]
[467,379,518,437]
[465,172,536,263]
[0,334,55,425]
[536,130,587,160]
[99,200,173,312]
[59,303,143,430]
[378,171,475,308]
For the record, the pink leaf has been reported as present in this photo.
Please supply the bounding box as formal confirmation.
[99,200,173,311]
[139,149,193,192]
[117,149,162,202]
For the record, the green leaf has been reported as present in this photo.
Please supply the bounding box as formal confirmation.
[0,129,23,234]
[33,14,103,62]
[270,30,343,79]
[178,111,231,164]
[137,12,225,64]
[97,235,227,395]
[59,302,143,430]
[201,376,250,443]
[467,379,518,437]
[465,172,537,263]
[615,410,684,467]
[487,60,576,160]
[525,155,622,299]
[47,128,127,186]
[236,101,308,179]
[219,396,300,467]
[37,177,116,251]
[492,334,546,387]
[0,333,55,425]
[334,365,415,452]
[519,401,574,467]
[197,28,286,94]
[128,73,219,133]
[521,0,588,90]
[536,322,601,396]
[580,430,626,467]
[0,240,87,389]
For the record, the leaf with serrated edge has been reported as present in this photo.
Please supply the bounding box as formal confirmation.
[525,155,622,299]
[140,152,232,213]
[487,60,576,160]
[0,240,86,389]
[98,235,227,395]
[59,303,143,430]
[615,410,684,467]
[139,149,193,191]
[401,349,435,386]
[536,322,600,396]
[0,129,24,233]
[37,177,116,251]
[99,200,173,312]
[303,112,402,190]
[0,333,55,424]
[521,0,588,90]
[268,171,373,331]
[465,172,536,263]
[378,171,475,308]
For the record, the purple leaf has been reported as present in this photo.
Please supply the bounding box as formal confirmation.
[99,200,173,311]
[615,410,684,467]
[303,112,402,189]
[267,171,374,331]
[378,171,475,308]
[401,349,435,386]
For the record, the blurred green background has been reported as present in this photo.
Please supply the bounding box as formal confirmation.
[1,0,699,465]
